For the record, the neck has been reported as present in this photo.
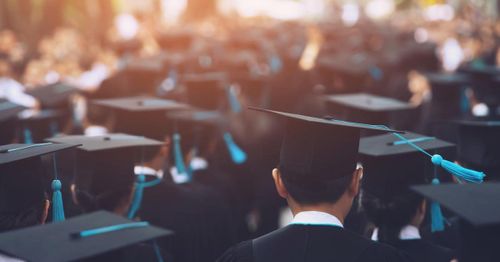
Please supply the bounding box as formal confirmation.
[289,201,349,224]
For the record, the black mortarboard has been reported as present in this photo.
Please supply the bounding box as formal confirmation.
[181,72,228,111]
[455,121,500,178]
[412,182,500,262]
[0,100,25,144]
[0,211,172,262]
[17,109,66,143]
[26,82,78,108]
[0,143,78,222]
[360,132,456,200]
[0,100,25,122]
[324,93,415,127]
[92,96,189,139]
[250,107,398,181]
[424,72,471,119]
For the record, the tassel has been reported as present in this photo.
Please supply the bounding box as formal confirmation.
[269,55,283,73]
[172,133,190,180]
[430,178,445,232]
[223,132,247,164]
[127,175,146,219]
[23,128,33,144]
[226,85,241,113]
[431,154,485,183]
[51,179,65,222]
[49,121,59,137]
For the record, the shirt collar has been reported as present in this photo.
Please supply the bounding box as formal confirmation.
[371,225,421,241]
[290,211,344,228]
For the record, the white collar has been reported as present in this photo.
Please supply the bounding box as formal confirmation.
[290,211,344,228]
[371,225,421,241]
[134,166,163,178]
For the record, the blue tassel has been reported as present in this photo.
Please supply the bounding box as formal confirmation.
[223,132,247,164]
[23,128,33,144]
[369,66,383,81]
[226,85,241,113]
[49,121,59,137]
[51,179,65,222]
[269,55,283,73]
[430,178,445,232]
[172,133,190,180]
[431,155,485,183]
[127,175,146,219]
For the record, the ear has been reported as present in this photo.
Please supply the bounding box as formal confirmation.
[418,199,427,217]
[347,167,363,197]
[70,183,79,205]
[41,199,50,224]
[272,168,288,199]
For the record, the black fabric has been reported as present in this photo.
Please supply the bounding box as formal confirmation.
[218,225,408,262]
[391,239,455,262]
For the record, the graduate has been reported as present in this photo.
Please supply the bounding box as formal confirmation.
[359,132,457,262]
[218,108,407,262]
[0,142,78,232]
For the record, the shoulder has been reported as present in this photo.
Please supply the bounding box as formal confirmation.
[217,240,253,262]
[395,240,456,262]
[356,238,410,262]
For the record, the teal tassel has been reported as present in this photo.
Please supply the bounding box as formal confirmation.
[223,132,247,164]
[431,155,485,183]
[153,241,165,262]
[127,175,146,219]
[226,85,241,113]
[51,179,65,222]
[172,133,190,180]
[23,128,33,144]
[269,55,283,73]
[49,121,58,137]
[430,178,445,232]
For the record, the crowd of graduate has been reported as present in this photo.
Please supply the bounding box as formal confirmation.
[1,1,500,262]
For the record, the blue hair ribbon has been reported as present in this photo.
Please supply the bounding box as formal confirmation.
[72,222,149,238]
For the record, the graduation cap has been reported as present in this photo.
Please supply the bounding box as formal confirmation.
[424,72,471,119]
[455,121,500,178]
[0,100,25,144]
[167,109,247,181]
[249,107,399,183]
[25,83,78,108]
[46,134,165,218]
[412,182,500,262]
[92,96,189,139]
[324,93,415,127]
[17,109,66,144]
[0,143,79,223]
[360,132,456,231]
[181,72,235,111]
[0,211,172,262]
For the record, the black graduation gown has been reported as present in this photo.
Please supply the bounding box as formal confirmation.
[217,225,408,262]
[391,239,455,262]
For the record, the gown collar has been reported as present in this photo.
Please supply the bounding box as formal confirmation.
[290,211,344,228]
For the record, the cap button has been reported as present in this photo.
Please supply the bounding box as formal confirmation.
[137,101,144,106]
[103,137,111,141]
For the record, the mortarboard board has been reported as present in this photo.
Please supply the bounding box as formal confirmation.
[324,93,415,128]
[17,109,66,143]
[0,211,173,262]
[26,83,78,108]
[0,100,25,144]
[0,143,79,223]
[92,96,189,140]
[47,134,165,216]
[0,100,25,122]
[412,182,500,262]
[249,107,399,182]
[424,72,471,119]
[359,132,456,201]
[455,121,500,178]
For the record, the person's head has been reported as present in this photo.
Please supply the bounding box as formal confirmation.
[362,190,426,243]
[272,164,363,218]
[0,158,50,232]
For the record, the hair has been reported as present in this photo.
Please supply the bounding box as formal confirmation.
[75,187,133,213]
[362,190,424,244]
[0,196,48,233]
[278,165,354,205]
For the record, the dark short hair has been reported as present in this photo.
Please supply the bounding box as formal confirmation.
[278,165,354,205]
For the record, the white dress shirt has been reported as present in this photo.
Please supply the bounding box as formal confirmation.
[371,225,421,241]
[290,211,344,228]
